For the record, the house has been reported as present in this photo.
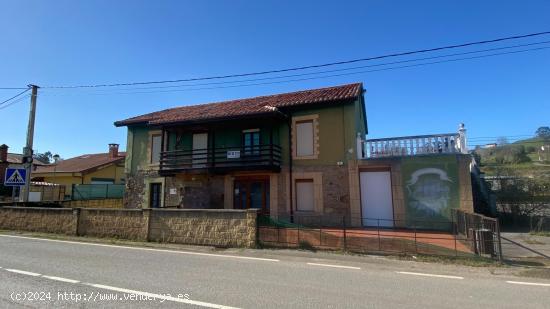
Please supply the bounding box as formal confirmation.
[0,144,48,185]
[539,145,549,162]
[32,144,125,198]
[115,83,474,229]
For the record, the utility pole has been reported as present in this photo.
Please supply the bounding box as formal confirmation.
[22,84,39,203]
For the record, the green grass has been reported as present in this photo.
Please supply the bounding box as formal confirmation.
[257,215,302,228]
[530,231,550,237]
[476,137,550,177]
[394,253,500,267]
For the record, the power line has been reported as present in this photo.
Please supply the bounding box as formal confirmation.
[469,134,534,140]
[471,141,549,147]
[43,40,550,93]
[0,87,30,106]
[0,94,30,110]
[40,45,550,97]
[40,31,550,89]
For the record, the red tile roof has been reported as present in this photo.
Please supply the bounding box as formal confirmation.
[115,83,363,127]
[5,153,49,165]
[34,152,126,174]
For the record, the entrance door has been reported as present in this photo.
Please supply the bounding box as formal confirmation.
[149,183,162,208]
[233,177,269,214]
[360,171,394,227]
[192,133,208,168]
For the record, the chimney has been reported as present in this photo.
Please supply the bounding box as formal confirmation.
[0,144,7,162]
[108,143,119,158]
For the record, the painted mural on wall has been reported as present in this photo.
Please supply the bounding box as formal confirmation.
[401,156,460,229]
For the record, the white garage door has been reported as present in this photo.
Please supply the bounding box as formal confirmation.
[360,171,394,227]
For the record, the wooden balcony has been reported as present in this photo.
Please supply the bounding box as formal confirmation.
[159,144,282,175]
[357,128,468,159]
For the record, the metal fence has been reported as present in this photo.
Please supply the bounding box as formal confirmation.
[71,184,124,200]
[258,211,503,260]
[498,213,550,232]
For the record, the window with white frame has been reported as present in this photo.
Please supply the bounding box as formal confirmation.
[295,179,315,212]
[150,134,162,164]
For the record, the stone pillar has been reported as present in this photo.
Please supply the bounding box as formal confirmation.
[223,175,234,209]
[246,209,259,248]
[73,207,82,236]
[143,208,152,241]
[348,159,362,227]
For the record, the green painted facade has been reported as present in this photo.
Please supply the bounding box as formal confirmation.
[124,97,367,174]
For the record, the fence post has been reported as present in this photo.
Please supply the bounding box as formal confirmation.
[495,219,504,263]
[342,216,347,251]
[414,220,418,254]
[377,219,381,251]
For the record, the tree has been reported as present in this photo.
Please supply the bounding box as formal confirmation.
[496,136,509,146]
[34,151,53,164]
[535,126,550,139]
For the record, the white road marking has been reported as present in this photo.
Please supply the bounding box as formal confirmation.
[1,266,240,308]
[0,234,279,262]
[396,271,464,280]
[83,283,240,308]
[5,269,41,277]
[307,262,361,270]
[42,275,80,284]
[506,280,550,287]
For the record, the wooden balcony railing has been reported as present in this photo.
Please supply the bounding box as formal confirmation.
[357,125,468,159]
[160,144,282,174]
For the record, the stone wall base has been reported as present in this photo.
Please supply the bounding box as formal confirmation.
[0,207,258,248]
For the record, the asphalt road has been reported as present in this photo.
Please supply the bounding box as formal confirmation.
[0,234,549,308]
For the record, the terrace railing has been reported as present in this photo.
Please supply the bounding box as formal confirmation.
[357,124,468,159]
[160,144,282,174]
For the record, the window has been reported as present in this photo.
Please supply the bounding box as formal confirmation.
[296,121,314,156]
[292,115,318,159]
[243,129,260,156]
[151,134,162,164]
[91,178,115,184]
[295,179,315,212]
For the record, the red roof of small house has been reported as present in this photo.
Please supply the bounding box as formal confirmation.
[5,153,49,165]
[34,152,126,174]
[114,83,363,127]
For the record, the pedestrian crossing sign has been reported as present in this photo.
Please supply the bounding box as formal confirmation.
[4,168,26,186]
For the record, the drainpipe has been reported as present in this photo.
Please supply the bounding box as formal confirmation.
[287,113,294,223]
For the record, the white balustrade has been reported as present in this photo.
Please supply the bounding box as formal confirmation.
[358,127,467,159]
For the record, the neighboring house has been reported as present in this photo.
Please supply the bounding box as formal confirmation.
[115,83,474,229]
[539,145,550,162]
[0,144,48,185]
[32,144,125,198]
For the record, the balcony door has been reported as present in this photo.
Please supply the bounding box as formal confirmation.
[233,176,270,214]
[242,129,260,156]
[192,133,208,168]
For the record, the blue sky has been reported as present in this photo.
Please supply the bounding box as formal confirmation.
[1,1,549,158]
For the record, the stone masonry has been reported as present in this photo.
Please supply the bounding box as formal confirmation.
[0,207,76,234]
[0,207,258,248]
